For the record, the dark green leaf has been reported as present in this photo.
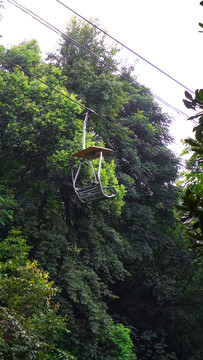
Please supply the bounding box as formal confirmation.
[185,91,193,101]
[185,138,199,147]
[175,204,187,211]
[183,99,195,109]
[193,221,200,229]
[198,89,203,101]
[195,128,203,142]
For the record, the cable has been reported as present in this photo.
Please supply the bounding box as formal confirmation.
[150,91,190,118]
[1,53,183,166]
[150,91,195,119]
[1,53,189,170]
[0,53,136,139]
[7,0,193,120]
[55,0,197,123]
[7,0,118,73]
[56,0,195,95]
[2,3,194,163]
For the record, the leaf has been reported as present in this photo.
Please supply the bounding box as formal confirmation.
[183,99,195,109]
[185,91,193,101]
[195,128,203,143]
[185,138,199,147]
[175,204,187,211]
[198,89,203,100]
[190,233,203,241]
[188,111,203,120]
[193,148,203,154]
[193,123,203,132]
[193,221,200,230]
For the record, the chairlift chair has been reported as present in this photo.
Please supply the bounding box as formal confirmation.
[72,113,117,203]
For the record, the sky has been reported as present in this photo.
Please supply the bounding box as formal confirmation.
[0,0,202,157]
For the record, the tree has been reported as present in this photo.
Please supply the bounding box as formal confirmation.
[175,0,203,255]
[177,90,203,256]
[1,17,202,359]
[105,80,203,360]
[50,18,203,359]
[47,17,128,121]
[0,40,127,359]
[0,186,15,228]
[0,229,74,359]
[103,323,136,360]
[0,40,42,73]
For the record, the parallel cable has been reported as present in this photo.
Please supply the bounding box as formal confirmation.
[55,0,197,123]
[7,0,118,72]
[2,2,194,165]
[7,0,193,120]
[56,0,195,95]
[1,54,189,169]
[150,91,193,118]
[0,53,184,167]
[0,54,136,139]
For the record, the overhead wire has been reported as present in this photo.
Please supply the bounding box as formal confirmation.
[150,91,192,118]
[0,53,137,139]
[0,53,184,166]
[7,0,194,120]
[7,0,117,72]
[56,0,195,95]
[55,0,198,123]
[2,1,193,166]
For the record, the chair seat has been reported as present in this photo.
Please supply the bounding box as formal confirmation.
[76,183,104,202]
[75,183,117,203]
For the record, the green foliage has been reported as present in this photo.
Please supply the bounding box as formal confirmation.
[105,323,136,360]
[138,330,177,360]
[176,189,203,249]
[0,40,42,73]
[0,186,15,227]
[0,39,127,359]
[48,17,127,119]
[0,41,125,217]
[177,89,203,256]
[0,229,74,360]
[103,78,203,360]
[0,17,202,360]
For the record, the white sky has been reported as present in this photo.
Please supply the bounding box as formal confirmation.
[1,0,202,157]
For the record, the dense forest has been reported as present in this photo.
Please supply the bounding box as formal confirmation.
[0,15,202,360]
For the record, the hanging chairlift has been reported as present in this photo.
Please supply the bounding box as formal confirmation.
[72,113,117,203]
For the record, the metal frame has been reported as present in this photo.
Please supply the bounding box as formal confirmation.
[72,151,117,203]
[72,112,117,203]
